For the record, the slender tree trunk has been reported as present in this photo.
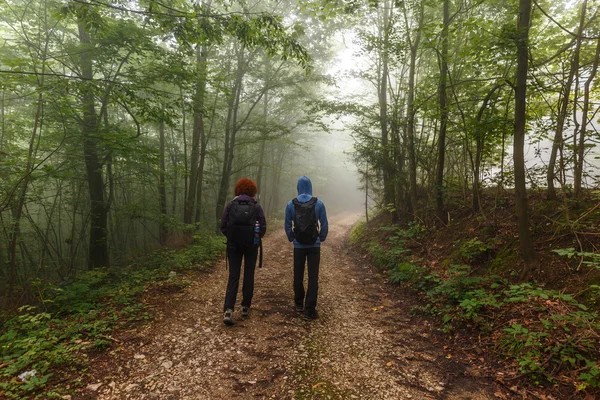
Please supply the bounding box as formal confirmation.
[365,161,369,223]
[78,23,109,269]
[158,121,168,245]
[215,45,246,229]
[169,127,178,215]
[181,88,188,204]
[473,85,500,212]
[514,0,536,276]
[184,46,207,225]
[436,0,449,223]
[391,102,402,219]
[574,35,600,197]
[0,90,5,151]
[379,0,395,208]
[193,47,210,225]
[256,55,269,204]
[270,145,286,217]
[406,2,424,214]
[8,0,49,288]
[498,92,512,194]
[547,0,587,199]
[8,86,43,289]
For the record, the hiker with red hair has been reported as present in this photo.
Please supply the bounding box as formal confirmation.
[220,178,267,325]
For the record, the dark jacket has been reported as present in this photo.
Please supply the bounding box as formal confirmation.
[220,195,267,239]
[284,176,328,248]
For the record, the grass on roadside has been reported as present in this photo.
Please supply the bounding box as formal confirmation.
[351,219,600,394]
[0,234,224,399]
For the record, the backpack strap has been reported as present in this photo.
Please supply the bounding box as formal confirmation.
[292,197,317,207]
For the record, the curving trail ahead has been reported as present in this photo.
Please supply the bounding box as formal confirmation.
[90,213,504,399]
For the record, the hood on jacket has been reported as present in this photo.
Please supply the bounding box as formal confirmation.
[297,176,313,198]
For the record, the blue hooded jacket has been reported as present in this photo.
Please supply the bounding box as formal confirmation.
[285,176,328,248]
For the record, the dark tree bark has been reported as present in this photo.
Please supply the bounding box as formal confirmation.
[574,33,599,197]
[8,88,43,288]
[158,121,168,245]
[8,0,49,287]
[514,0,536,276]
[256,56,269,204]
[405,1,424,214]
[78,22,109,269]
[547,0,587,199]
[215,45,246,229]
[184,46,208,226]
[193,47,210,225]
[379,0,395,209]
[435,0,449,224]
[0,90,5,152]
[472,85,501,212]
[181,88,188,205]
[169,127,178,215]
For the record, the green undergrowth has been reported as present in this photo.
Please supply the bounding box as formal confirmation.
[0,235,224,399]
[351,219,600,394]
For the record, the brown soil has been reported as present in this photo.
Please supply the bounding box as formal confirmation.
[80,213,508,399]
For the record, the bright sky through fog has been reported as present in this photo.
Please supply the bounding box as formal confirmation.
[322,15,600,188]
[326,29,374,101]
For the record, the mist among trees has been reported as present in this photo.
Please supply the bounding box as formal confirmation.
[2,0,600,396]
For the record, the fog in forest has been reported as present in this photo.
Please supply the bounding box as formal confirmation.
[2,0,600,304]
[277,124,364,217]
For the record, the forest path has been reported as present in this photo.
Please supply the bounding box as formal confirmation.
[91,212,503,399]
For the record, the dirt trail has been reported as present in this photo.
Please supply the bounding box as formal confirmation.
[90,213,504,399]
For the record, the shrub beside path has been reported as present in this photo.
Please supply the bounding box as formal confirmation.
[89,213,505,399]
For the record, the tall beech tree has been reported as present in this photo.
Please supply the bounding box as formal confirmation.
[513,0,536,274]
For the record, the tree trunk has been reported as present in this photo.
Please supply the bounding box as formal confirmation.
[193,47,210,225]
[391,102,402,219]
[0,90,5,151]
[7,0,49,288]
[181,88,188,206]
[365,161,369,223]
[78,23,109,269]
[256,56,269,204]
[574,34,600,197]
[184,46,208,225]
[158,121,168,245]
[215,45,246,229]
[436,0,449,224]
[8,87,43,289]
[406,1,424,215]
[546,0,587,199]
[379,0,395,208]
[169,127,178,215]
[514,0,536,276]
[473,85,500,212]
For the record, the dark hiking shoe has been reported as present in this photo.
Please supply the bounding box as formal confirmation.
[241,306,249,317]
[295,305,304,313]
[223,309,234,325]
[304,310,318,320]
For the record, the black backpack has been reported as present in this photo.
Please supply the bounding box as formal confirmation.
[292,197,319,245]
[227,198,257,248]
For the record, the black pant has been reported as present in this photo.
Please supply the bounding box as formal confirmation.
[293,247,320,313]
[224,245,258,311]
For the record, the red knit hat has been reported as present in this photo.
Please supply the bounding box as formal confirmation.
[234,178,257,197]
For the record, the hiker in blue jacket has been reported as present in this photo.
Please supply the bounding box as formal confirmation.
[284,176,328,320]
